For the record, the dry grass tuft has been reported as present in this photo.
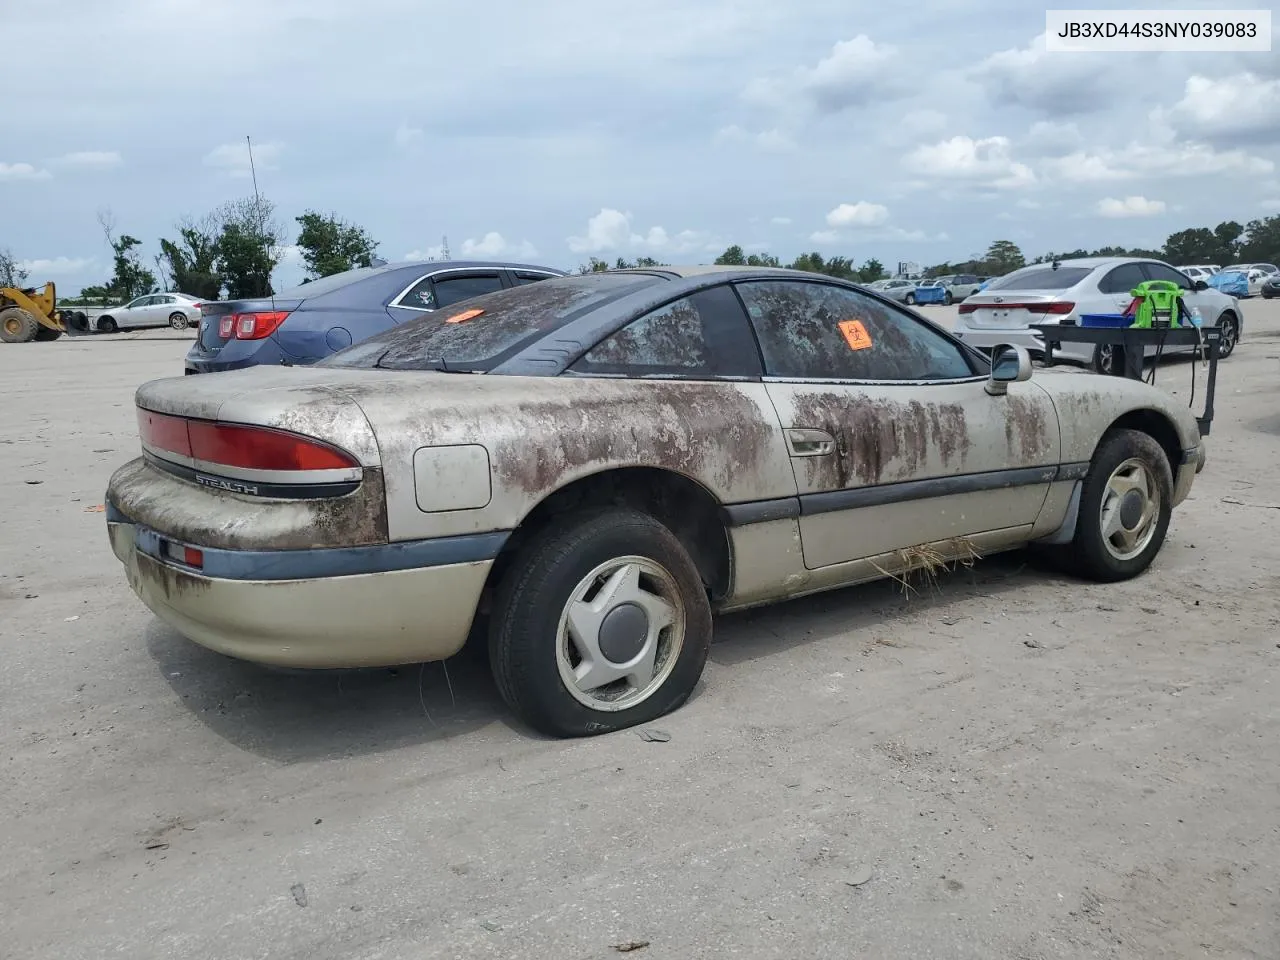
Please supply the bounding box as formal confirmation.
[871,536,983,598]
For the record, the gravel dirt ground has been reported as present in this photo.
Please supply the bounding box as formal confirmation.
[3,308,1279,960]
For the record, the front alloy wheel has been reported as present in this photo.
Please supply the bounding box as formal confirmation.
[1217,314,1238,358]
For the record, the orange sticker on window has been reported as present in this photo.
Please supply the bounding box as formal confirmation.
[445,308,485,324]
[839,319,873,351]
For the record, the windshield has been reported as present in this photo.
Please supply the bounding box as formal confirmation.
[983,266,1093,292]
[320,272,663,371]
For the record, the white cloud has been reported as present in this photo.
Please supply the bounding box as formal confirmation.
[770,216,792,225]
[203,140,283,178]
[808,229,842,244]
[904,136,1035,189]
[1096,196,1167,219]
[404,247,446,261]
[971,32,1122,116]
[0,162,52,181]
[394,122,425,148]
[567,208,710,255]
[17,256,94,275]
[459,232,538,259]
[714,125,796,152]
[825,201,889,228]
[743,34,906,114]
[1164,73,1280,145]
[1021,121,1083,158]
[1045,142,1274,182]
[51,150,122,168]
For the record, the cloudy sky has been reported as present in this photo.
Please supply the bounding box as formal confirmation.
[6,0,1279,292]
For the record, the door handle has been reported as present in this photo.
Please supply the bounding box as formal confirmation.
[785,428,836,457]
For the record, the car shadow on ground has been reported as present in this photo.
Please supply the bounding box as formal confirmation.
[145,550,1057,763]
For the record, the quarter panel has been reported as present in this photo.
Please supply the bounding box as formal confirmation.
[346,375,797,542]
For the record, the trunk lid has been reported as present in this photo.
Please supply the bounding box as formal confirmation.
[195,298,304,355]
[958,291,1076,329]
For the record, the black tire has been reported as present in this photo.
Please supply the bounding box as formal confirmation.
[1060,429,1173,583]
[98,316,118,333]
[943,291,954,306]
[489,507,712,738]
[169,311,189,330]
[905,293,916,305]
[0,307,38,343]
[1093,342,1123,375]
[1217,312,1239,359]
[34,325,63,341]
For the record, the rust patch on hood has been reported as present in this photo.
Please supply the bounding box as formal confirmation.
[790,392,971,487]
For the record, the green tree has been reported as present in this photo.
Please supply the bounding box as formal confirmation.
[0,247,28,287]
[215,197,282,298]
[158,215,223,299]
[97,211,156,301]
[1163,222,1242,265]
[857,258,886,282]
[983,240,1025,275]
[789,252,826,274]
[746,252,781,267]
[714,244,747,265]
[294,210,379,279]
[1238,215,1280,265]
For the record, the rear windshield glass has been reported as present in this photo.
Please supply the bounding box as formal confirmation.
[320,272,662,371]
[984,266,1093,291]
[274,266,389,298]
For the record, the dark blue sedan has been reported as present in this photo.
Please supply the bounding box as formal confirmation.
[185,260,566,373]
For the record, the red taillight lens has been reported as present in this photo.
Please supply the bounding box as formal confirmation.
[187,422,358,471]
[183,546,204,568]
[958,301,1074,315]
[139,409,359,472]
[233,311,290,340]
[138,409,193,457]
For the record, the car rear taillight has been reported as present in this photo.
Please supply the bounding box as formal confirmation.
[215,311,291,340]
[138,409,359,473]
[958,301,1074,315]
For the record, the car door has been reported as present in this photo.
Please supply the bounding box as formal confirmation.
[147,294,176,328]
[118,295,150,328]
[734,279,1062,570]
[385,269,507,323]
[1096,262,1148,314]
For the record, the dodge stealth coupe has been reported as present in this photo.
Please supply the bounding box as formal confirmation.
[107,267,1206,737]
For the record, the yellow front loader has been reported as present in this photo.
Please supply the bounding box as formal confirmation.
[0,282,66,343]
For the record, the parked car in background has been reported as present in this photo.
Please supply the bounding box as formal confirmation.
[914,274,982,305]
[97,293,204,333]
[1262,273,1280,298]
[108,266,1206,737]
[1181,266,1214,284]
[1223,263,1274,297]
[952,257,1242,374]
[1206,268,1252,298]
[865,278,918,303]
[185,260,566,373]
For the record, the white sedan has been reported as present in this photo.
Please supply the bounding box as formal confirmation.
[951,257,1242,374]
[97,293,204,333]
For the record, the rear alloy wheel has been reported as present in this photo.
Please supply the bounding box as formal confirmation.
[943,291,954,306]
[169,311,189,330]
[1064,429,1173,582]
[489,508,712,737]
[1093,342,1123,376]
[98,316,118,333]
[905,293,916,305]
[0,307,39,343]
[1216,314,1238,358]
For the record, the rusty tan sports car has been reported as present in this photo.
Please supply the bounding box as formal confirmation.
[106,267,1206,736]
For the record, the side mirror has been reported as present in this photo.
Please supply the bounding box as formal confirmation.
[986,344,1033,396]
[1194,279,1209,291]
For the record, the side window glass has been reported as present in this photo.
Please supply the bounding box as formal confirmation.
[735,280,973,381]
[1143,263,1192,290]
[570,297,709,374]
[514,272,552,285]
[1098,263,1146,294]
[433,274,504,308]
[400,277,435,309]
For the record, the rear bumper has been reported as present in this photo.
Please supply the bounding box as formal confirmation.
[108,515,500,668]
[184,336,292,374]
